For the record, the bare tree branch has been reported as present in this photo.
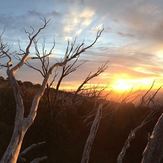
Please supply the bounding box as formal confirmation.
[30,156,48,163]
[0,19,104,163]
[140,80,155,105]
[20,141,46,157]
[74,61,109,98]
[117,110,158,163]
[11,18,50,74]
[141,112,163,163]
[81,103,103,163]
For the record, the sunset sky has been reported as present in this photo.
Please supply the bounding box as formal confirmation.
[0,0,163,93]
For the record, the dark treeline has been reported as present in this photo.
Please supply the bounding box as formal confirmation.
[0,77,162,163]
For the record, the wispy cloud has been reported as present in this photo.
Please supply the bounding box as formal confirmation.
[1,0,163,90]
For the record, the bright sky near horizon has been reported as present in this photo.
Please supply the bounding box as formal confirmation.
[0,0,163,93]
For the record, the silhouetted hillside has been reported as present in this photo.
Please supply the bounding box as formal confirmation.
[0,77,162,163]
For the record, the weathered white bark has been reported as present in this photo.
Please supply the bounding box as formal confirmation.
[0,21,103,163]
[0,124,25,163]
[117,111,155,163]
[0,69,26,163]
[0,71,49,163]
[81,104,102,163]
[141,113,163,163]
[0,22,54,162]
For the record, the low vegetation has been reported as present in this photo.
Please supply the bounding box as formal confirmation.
[0,77,162,163]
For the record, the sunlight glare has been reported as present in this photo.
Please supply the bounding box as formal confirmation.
[112,79,133,92]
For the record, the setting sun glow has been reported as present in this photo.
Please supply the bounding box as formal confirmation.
[112,79,133,92]
[109,75,158,93]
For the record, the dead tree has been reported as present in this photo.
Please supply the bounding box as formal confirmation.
[19,141,46,162]
[0,18,103,163]
[140,80,155,106]
[81,103,103,163]
[50,53,83,116]
[117,85,162,163]
[141,86,163,163]
[73,61,108,101]
[117,110,158,163]
[141,113,163,163]
[42,30,103,118]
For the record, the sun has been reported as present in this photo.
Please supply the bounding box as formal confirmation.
[112,79,133,92]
